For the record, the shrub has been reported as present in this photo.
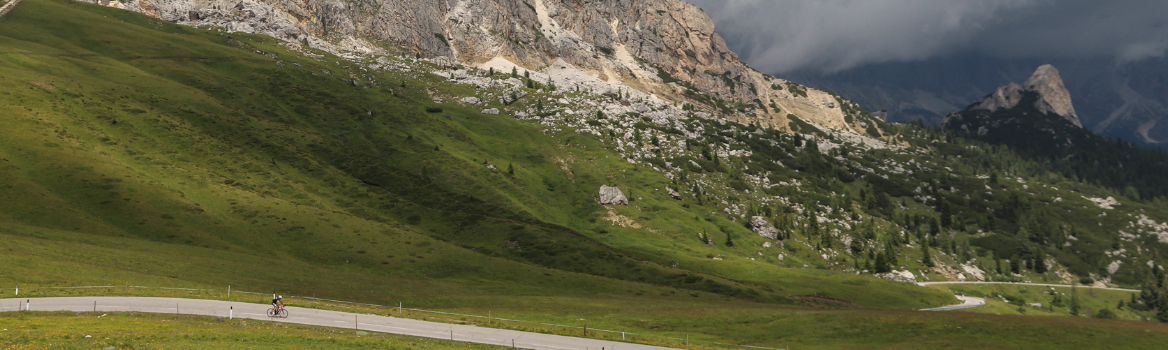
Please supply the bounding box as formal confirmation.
[425,107,444,113]
[657,67,681,84]
[1093,308,1118,319]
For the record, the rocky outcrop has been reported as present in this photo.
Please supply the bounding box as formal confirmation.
[967,64,1082,127]
[599,185,628,205]
[749,216,778,240]
[875,270,916,283]
[78,0,872,136]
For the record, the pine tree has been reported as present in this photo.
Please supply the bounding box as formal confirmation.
[1070,282,1081,316]
[1010,257,1021,274]
[922,243,935,268]
[725,232,734,247]
[489,67,494,76]
[939,198,952,228]
[507,163,515,176]
[1035,247,1048,273]
[1159,293,1168,323]
[875,252,891,273]
[511,67,517,78]
[884,241,899,267]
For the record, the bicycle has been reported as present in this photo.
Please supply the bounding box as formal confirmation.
[267,305,289,318]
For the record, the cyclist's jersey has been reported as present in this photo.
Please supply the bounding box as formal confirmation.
[272,298,281,305]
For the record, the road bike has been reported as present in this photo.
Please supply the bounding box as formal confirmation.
[267,306,289,318]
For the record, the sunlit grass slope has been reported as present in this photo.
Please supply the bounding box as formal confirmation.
[6,0,1165,348]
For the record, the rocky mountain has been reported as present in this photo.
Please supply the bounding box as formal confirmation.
[966,65,1081,128]
[942,64,1095,150]
[943,65,1168,201]
[787,56,1168,148]
[82,0,879,135]
[8,0,1168,326]
[956,64,1082,130]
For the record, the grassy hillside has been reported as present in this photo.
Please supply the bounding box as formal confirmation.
[0,312,499,350]
[0,0,948,337]
[3,0,1168,348]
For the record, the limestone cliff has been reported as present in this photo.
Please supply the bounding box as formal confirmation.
[968,64,1082,128]
[80,0,877,135]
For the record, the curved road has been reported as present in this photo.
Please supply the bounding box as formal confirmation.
[919,295,986,311]
[915,281,1139,312]
[2,297,677,350]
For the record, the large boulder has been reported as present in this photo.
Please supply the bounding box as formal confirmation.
[599,185,628,205]
[749,216,779,240]
[876,270,917,283]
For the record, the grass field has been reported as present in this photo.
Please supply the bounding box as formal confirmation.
[4,308,1168,350]
[2,0,1168,348]
[0,312,503,350]
[927,283,1151,321]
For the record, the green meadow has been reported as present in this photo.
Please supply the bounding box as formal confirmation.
[0,0,1167,348]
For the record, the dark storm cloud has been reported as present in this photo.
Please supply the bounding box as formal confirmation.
[687,0,1168,73]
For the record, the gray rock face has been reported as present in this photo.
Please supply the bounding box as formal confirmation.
[969,64,1082,127]
[76,0,858,132]
[481,108,500,115]
[1023,65,1080,127]
[599,185,628,205]
[749,216,778,240]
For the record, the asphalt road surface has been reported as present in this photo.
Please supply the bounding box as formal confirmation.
[919,295,986,311]
[1,297,679,350]
[916,281,1140,311]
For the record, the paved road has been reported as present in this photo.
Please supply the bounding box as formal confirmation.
[0,0,22,18]
[1,297,678,350]
[918,281,1140,292]
[919,295,986,311]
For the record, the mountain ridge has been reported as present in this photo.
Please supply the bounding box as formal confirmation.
[78,0,883,136]
[956,64,1082,130]
[943,64,1168,201]
[965,64,1081,128]
[786,56,1168,148]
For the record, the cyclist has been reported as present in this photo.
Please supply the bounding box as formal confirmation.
[272,295,284,312]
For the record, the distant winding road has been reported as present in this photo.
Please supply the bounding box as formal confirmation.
[916,281,1139,311]
[2,297,679,350]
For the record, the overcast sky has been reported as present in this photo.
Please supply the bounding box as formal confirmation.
[687,0,1168,74]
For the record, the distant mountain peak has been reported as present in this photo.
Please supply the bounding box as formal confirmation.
[969,64,1082,127]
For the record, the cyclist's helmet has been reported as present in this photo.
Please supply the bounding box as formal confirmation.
[278,295,283,299]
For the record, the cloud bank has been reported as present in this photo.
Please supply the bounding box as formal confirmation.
[687,0,1168,74]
